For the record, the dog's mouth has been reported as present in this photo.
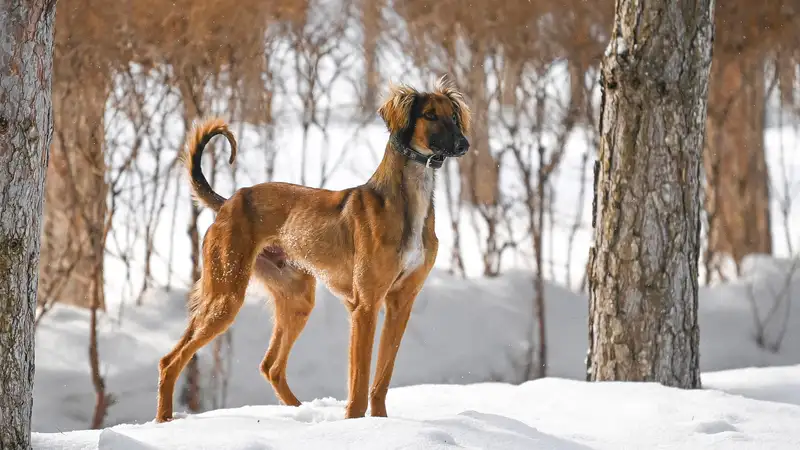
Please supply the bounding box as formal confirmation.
[451,145,469,157]
[431,145,468,158]
[429,145,446,155]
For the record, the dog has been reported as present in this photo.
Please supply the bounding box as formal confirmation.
[155,76,471,422]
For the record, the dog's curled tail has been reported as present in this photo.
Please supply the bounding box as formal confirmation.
[181,118,238,212]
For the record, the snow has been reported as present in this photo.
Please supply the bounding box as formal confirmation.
[32,365,800,449]
[604,36,628,56]
[30,255,800,449]
[704,364,800,407]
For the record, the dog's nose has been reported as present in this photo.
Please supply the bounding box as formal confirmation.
[455,137,470,155]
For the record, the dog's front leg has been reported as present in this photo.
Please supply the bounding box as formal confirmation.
[368,281,419,417]
[345,298,379,419]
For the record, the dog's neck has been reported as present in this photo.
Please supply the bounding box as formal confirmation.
[369,141,436,260]
[369,140,436,202]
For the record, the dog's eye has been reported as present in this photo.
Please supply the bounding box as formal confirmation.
[452,113,458,123]
[423,112,437,121]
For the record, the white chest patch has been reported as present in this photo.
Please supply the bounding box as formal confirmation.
[401,165,435,273]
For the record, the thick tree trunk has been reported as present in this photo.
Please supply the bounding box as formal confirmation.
[0,0,58,447]
[703,57,771,277]
[587,0,713,388]
[39,80,108,310]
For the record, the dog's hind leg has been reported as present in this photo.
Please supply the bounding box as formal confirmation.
[156,216,257,423]
[155,292,243,422]
[255,258,316,406]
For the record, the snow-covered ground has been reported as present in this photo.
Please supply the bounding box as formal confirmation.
[33,364,800,449]
[31,255,800,449]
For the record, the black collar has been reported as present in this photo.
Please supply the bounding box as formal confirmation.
[390,135,445,169]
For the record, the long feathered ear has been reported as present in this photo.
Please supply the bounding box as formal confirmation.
[377,83,419,134]
[434,74,472,135]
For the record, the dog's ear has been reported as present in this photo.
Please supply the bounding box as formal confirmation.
[434,74,471,135]
[378,83,419,134]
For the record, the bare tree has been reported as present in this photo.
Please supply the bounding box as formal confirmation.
[502,65,576,379]
[0,0,58,447]
[745,258,798,353]
[587,0,714,388]
[442,161,466,277]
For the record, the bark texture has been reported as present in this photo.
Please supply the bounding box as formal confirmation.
[0,0,58,447]
[587,0,713,388]
[704,56,771,276]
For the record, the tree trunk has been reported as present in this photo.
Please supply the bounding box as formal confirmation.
[703,56,771,277]
[587,0,713,388]
[500,56,521,107]
[361,0,383,113]
[0,0,58,447]
[39,79,108,310]
[531,146,547,380]
[459,42,498,207]
[568,58,587,122]
[443,163,465,277]
[88,252,111,429]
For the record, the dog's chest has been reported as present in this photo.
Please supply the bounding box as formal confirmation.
[401,168,434,273]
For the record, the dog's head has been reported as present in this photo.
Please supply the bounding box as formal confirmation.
[378,75,471,159]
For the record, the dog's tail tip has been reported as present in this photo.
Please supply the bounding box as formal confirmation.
[185,117,238,161]
[183,117,238,212]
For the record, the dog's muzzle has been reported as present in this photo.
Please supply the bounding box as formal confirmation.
[453,136,470,156]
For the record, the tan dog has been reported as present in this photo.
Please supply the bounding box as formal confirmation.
[155,76,471,422]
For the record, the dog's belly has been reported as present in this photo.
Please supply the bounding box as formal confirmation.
[285,257,354,300]
[277,215,358,298]
[315,268,354,299]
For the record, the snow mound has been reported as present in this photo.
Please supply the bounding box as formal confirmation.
[32,258,800,433]
[33,365,800,449]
